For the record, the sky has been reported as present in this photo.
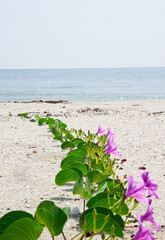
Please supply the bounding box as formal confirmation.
[0,0,165,69]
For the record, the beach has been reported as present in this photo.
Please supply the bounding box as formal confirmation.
[0,100,165,239]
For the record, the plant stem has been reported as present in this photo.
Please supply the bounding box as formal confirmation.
[51,236,55,240]
[71,232,84,240]
[89,232,95,240]
[62,231,67,240]
[83,199,86,211]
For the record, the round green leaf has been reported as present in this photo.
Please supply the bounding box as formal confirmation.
[73,177,84,197]
[87,193,128,215]
[62,162,88,175]
[55,169,80,186]
[79,207,124,238]
[0,211,35,235]
[61,141,75,149]
[72,138,84,146]
[61,156,84,168]
[98,179,125,197]
[0,218,43,240]
[35,200,69,236]
[51,206,68,236]
[87,170,103,183]
[67,149,84,158]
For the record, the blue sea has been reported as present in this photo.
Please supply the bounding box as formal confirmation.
[0,67,165,102]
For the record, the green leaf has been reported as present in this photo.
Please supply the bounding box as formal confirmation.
[35,200,55,214]
[91,163,104,171]
[55,169,80,186]
[62,207,71,217]
[67,149,85,158]
[71,168,83,177]
[59,122,67,129]
[53,136,63,141]
[18,112,29,118]
[0,211,35,235]
[62,162,88,175]
[79,207,124,238]
[65,133,75,141]
[78,142,87,148]
[72,138,84,146]
[96,183,107,195]
[61,156,84,168]
[87,170,103,183]
[53,119,67,129]
[46,118,55,125]
[73,177,84,197]
[35,208,54,233]
[30,119,36,122]
[87,193,128,215]
[98,179,125,197]
[85,176,93,199]
[38,118,47,126]
[35,201,68,236]
[61,141,75,149]
[0,218,43,240]
[53,130,63,141]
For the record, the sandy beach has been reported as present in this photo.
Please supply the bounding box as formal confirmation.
[0,100,165,239]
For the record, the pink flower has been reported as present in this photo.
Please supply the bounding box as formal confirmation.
[97,125,106,135]
[126,176,146,203]
[105,137,122,157]
[106,127,115,137]
[137,199,161,232]
[141,171,159,199]
[133,222,155,240]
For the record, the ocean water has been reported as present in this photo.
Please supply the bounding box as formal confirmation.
[0,67,165,102]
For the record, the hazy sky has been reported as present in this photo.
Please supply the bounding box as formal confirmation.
[0,0,165,69]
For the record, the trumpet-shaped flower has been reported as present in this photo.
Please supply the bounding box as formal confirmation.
[133,222,155,240]
[97,125,106,135]
[106,127,115,137]
[137,199,161,232]
[105,137,122,157]
[141,171,159,199]
[126,175,146,203]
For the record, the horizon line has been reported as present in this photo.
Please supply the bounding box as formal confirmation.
[0,65,165,71]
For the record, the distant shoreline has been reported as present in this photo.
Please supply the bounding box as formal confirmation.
[0,99,165,104]
[1,66,165,71]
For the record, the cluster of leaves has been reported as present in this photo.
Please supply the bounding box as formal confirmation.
[0,200,70,240]
[2,114,158,240]
[35,116,129,239]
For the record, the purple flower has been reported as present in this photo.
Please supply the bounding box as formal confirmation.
[106,127,115,137]
[141,171,159,199]
[105,137,122,157]
[97,125,106,135]
[133,222,155,240]
[126,175,146,203]
[137,199,161,232]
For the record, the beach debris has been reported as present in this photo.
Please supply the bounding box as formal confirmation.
[148,111,165,116]
[21,100,69,104]
[139,166,146,170]
[77,107,107,115]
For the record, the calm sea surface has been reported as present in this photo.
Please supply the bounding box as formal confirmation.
[0,67,165,102]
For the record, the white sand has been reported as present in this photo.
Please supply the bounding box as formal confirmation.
[0,100,165,239]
